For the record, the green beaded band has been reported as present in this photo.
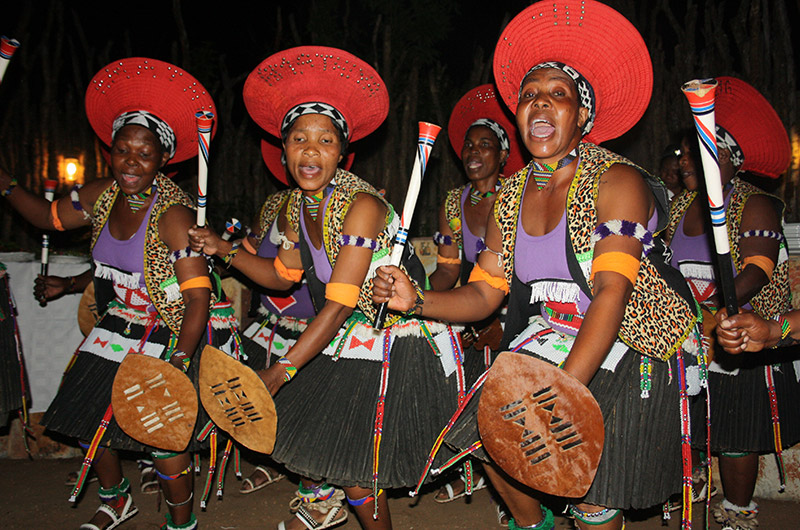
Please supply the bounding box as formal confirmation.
[508,505,554,530]
[1,178,17,197]
[772,315,793,349]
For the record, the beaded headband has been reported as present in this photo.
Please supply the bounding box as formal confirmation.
[468,118,510,151]
[521,61,596,136]
[281,102,349,140]
[112,110,177,159]
[715,124,744,168]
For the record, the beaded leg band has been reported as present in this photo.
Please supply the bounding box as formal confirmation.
[346,489,384,507]
[161,512,198,530]
[508,504,554,529]
[569,504,622,526]
[98,477,132,503]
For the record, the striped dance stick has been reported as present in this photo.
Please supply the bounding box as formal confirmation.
[0,36,20,85]
[373,122,441,328]
[40,179,58,281]
[681,78,737,316]
[195,111,214,228]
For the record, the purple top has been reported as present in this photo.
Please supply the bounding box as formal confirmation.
[300,193,334,284]
[460,186,483,264]
[257,217,316,319]
[513,175,658,335]
[92,192,157,313]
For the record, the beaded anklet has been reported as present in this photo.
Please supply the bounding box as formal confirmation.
[569,504,621,526]
[508,504,554,529]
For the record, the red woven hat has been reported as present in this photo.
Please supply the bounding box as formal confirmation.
[715,76,791,179]
[85,58,216,164]
[260,137,355,186]
[243,46,388,142]
[493,0,652,144]
[448,84,527,175]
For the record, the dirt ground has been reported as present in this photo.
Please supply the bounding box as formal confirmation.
[0,456,797,529]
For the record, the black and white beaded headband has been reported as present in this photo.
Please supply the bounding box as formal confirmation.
[112,110,177,159]
[520,61,596,136]
[715,125,744,168]
[468,118,510,151]
[281,102,349,140]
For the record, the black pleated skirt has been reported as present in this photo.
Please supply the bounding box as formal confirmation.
[692,347,800,453]
[266,316,463,489]
[41,305,240,453]
[0,271,26,426]
[445,342,689,510]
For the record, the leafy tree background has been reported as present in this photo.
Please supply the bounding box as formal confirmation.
[1,0,797,254]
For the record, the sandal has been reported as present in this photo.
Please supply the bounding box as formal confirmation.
[137,459,159,495]
[496,503,510,528]
[434,473,487,503]
[277,498,347,530]
[79,493,139,530]
[239,465,286,494]
[289,483,345,513]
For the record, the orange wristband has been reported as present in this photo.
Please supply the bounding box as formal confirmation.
[437,255,461,265]
[467,263,509,294]
[743,255,775,280]
[590,251,640,285]
[51,199,65,231]
[179,276,212,292]
[275,255,303,283]
[242,237,257,254]
[325,282,361,308]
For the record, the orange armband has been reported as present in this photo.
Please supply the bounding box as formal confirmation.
[179,276,212,292]
[590,251,640,285]
[275,255,304,283]
[51,199,65,231]
[467,263,510,294]
[437,255,461,265]
[242,236,257,254]
[743,255,775,280]
[325,282,361,308]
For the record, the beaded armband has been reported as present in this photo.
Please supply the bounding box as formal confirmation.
[433,231,453,246]
[277,357,297,382]
[2,178,18,197]
[338,234,378,251]
[170,246,204,263]
[223,241,241,268]
[70,185,91,220]
[741,230,783,242]
[591,219,654,256]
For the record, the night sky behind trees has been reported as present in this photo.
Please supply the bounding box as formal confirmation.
[1,0,798,252]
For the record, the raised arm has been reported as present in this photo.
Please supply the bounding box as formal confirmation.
[428,200,461,291]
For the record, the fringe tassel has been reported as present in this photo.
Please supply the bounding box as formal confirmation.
[528,280,580,304]
[94,262,141,289]
[8,287,33,453]
[216,439,234,499]
[200,428,217,509]
[69,405,113,502]
[371,329,392,519]
[431,441,484,476]
[194,453,201,475]
[676,351,693,529]
[764,366,786,492]
[234,446,241,478]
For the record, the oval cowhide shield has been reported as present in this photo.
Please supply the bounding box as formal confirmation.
[111,355,198,452]
[198,345,277,454]
[477,352,604,498]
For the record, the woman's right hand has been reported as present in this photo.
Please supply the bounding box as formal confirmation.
[372,265,416,313]
[259,364,287,397]
[188,225,225,257]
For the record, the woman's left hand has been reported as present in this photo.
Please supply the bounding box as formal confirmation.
[258,364,286,397]
[715,308,775,353]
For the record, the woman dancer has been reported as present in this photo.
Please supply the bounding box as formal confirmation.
[190,46,463,530]
[0,57,239,530]
[664,76,797,530]
[373,2,702,529]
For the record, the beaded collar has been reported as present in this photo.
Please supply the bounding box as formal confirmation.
[530,148,578,190]
[123,183,156,212]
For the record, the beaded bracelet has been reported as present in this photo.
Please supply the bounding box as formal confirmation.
[67,276,76,294]
[405,280,425,316]
[1,178,17,197]
[277,357,297,382]
[773,315,793,349]
[223,240,241,268]
[170,350,191,373]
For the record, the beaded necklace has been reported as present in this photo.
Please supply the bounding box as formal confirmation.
[303,183,335,221]
[468,181,502,206]
[124,184,155,212]
[530,148,577,189]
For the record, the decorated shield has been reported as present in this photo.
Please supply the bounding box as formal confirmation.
[111,355,198,452]
[198,345,277,454]
[477,352,604,498]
